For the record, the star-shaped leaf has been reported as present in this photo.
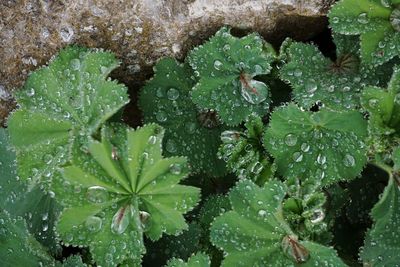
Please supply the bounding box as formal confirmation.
[210,179,346,266]
[328,0,400,65]
[263,104,368,186]
[360,173,400,266]
[280,35,394,110]
[7,46,129,187]
[52,123,200,266]
[166,253,210,267]
[188,27,275,126]
[139,58,227,176]
[218,115,275,185]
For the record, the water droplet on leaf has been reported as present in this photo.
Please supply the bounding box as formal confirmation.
[87,186,109,204]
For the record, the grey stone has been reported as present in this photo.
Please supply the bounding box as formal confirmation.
[0,0,333,125]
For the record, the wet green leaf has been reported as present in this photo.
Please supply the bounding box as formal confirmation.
[166,253,210,267]
[0,128,61,254]
[7,46,129,187]
[360,174,400,266]
[52,123,200,266]
[361,65,400,136]
[264,104,368,186]
[218,115,275,185]
[210,179,346,266]
[188,27,275,126]
[329,0,400,65]
[0,210,55,267]
[280,35,393,110]
[139,58,227,176]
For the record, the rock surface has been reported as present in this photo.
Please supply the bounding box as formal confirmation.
[0,0,334,125]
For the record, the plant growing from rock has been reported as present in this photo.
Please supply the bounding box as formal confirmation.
[1,1,400,266]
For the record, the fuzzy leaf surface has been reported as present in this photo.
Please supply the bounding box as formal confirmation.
[0,128,61,254]
[139,58,226,176]
[328,0,400,65]
[280,36,393,110]
[0,210,55,267]
[360,174,400,266]
[7,46,129,187]
[361,65,400,136]
[264,104,368,186]
[188,27,275,125]
[210,179,346,266]
[53,123,200,266]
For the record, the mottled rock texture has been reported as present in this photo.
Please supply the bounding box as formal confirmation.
[0,0,334,125]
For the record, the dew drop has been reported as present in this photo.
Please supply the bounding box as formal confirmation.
[331,17,340,24]
[148,135,157,145]
[221,130,241,143]
[368,98,378,108]
[213,60,223,70]
[317,154,326,165]
[292,152,303,162]
[390,8,400,31]
[258,209,267,217]
[305,81,317,94]
[357,13,369,24]
[111,205,131,234]
[250,162,263,174]
[343,153,355,167]
[381,0,390,7]
[285,134,297,147]
[169,163,182,175]
[184,122,196,134]
[240,79,268,105]
[86,186,109,204]
[310,209,325,224]
[26,88,35,97]
[300,143,310,152]
[70,58,80,70]
[167,88,179,100]
[156,110,167,122]
[294,69,303,77]
[86,216,103,232]
[166,139,177,153]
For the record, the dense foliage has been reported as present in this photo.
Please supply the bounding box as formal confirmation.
[1,0,400,266]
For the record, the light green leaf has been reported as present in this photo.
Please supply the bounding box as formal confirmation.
[53,123,200,266]
[139,58,227,176]
[166,253,210,267]
[188,27,275,126]
[218,115,275,185]
[264,104,368,186]
[7,46,129,187]
[210,179,346,266]
[360,175,400,266]
[361,65,400,137]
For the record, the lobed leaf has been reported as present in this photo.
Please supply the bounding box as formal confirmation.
[264,104,368,186]
[188,27,275,126]
[139,58,227,176]
[329,0,400,65]
[280,35,397,110]
[52,123,200,266]
[210,179,346,266]
[7,46,129,187]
